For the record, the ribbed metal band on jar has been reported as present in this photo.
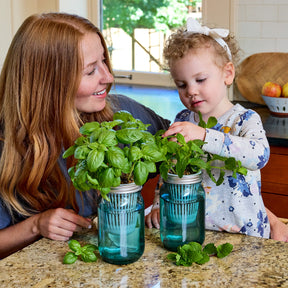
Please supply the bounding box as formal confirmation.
[109,183,142,194]
[165,172,202,184]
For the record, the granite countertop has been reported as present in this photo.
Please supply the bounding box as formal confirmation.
[0,226,287,288]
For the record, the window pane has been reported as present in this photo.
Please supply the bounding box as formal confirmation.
[102,0,202,73]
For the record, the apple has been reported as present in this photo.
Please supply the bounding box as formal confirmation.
[261,82,282,97]
[282,82,288,97]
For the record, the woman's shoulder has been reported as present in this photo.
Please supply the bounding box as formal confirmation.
[174,109,192,122]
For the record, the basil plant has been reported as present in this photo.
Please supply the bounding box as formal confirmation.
[63,110,165,200]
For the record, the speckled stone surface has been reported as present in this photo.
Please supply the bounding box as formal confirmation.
[1,227,287,288]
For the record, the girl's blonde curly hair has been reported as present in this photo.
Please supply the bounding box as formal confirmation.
[163,27,242,76]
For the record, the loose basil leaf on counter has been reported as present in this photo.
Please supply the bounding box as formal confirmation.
[63,240,98,264]
[167,241,233,266]
[63,252,78,264]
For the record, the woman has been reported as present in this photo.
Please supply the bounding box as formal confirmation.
[0,12,170,258]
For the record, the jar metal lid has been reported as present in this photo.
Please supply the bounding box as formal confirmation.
[109,183,142,194]
[165,172,202,184]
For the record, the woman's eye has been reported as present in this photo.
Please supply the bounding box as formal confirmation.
[196,78,206,83]
[87,68,96,76]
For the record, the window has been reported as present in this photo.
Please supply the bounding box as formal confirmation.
[101,0,202,87]
[88,0,235,88]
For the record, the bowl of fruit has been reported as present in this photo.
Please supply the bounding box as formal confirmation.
[261,82,288,117]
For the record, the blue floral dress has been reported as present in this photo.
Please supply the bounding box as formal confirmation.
[174,104,270,238]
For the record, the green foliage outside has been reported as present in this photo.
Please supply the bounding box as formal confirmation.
[103,0,202,34]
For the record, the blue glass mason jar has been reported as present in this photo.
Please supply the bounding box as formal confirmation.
[160,172,205,251]
[98,183,145,265]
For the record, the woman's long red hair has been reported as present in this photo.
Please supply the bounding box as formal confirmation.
[0,13,114,219]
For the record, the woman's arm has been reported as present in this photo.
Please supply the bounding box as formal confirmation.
[0,208,92,258]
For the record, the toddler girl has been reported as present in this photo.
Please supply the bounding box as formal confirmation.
[146,18,275,238]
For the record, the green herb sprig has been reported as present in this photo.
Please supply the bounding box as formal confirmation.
[167,242,233,266]
[155,112,247,184]
[63,239,98,264]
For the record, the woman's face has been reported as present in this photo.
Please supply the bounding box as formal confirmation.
[76,32,114,113]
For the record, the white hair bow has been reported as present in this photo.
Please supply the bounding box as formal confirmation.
[186,17,232,60]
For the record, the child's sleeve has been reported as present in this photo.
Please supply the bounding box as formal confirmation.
[202,111,270,170]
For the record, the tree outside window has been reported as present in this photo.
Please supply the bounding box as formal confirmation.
[102,0,202,73]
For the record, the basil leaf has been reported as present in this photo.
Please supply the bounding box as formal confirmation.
[107,147,126,168]
[87,149,104,172]
[203,243,217,255]
[74,136,87,146]
[98,130,117,146]
[116,128,143,144]
[195,252,210,265]
[134,161,148,185]
[63,145,76,159]
[74,145,90,159]
[79,122,100,135]
[75,164,88,184]
[167,141,179,154]
[68,240,82,255]
[113,110,134,122]
[81,250,97,262]
[176,133,186,145]
[98,168,115,187]
[217,243,233,258]
[63,252,78,264]
[86,174,99,186]
[81,244,98,252]
[142,144,165,162]
[144,161,156,173]
[128,146,142,162]
[101,119,123,129]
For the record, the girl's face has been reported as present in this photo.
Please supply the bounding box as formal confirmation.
[169,47,234,121]
[76,32,114,113]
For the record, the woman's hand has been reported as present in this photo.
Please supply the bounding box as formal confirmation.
[33,208,92,241]
[163,121,206,142]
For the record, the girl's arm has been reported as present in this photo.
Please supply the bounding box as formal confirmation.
[0,208,92,258]
[203,111,269,170]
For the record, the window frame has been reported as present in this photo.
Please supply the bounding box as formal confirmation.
[88,0,236,89]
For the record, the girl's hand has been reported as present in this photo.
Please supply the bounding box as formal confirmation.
[145,208,160,229]
[266,208,288,242]
[270,220,288,242]
[33,208,92,241]
[163,121,206,142]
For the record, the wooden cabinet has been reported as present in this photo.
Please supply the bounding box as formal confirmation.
[261,146,288,218]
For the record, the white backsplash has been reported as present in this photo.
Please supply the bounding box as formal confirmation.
[237,0,288,59]
[234,0,288,101]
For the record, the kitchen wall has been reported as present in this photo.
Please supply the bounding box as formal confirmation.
[237,0,288,59]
